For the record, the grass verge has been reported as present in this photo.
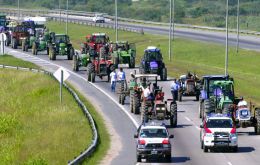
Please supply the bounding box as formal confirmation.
[46,21,260,105]
[0,55,108,164]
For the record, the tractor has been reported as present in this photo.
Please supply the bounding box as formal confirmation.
[32,30,51,55]
[178,72,200,101]
[233,102,260,135]
[81,33,110,56]
[139,46,167,81]
[10,24,30,49]
[0,14,11,46]
[48,33,74,60]
[22,19,46,53]
[111,41,136,68]
[73,33,111,71]
[199,75,241,120]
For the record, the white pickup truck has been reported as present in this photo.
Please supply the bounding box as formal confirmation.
[92,14,105,23]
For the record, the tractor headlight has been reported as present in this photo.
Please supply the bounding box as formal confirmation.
[156,107,160,110]
[161,107,166,111]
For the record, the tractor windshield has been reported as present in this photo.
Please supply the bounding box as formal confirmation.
[91,35,107,44]
[55,35,68,44]
[144,51,162,61]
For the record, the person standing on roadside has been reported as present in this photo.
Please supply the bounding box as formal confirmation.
[171,78,180,102]
[110,69,117,92]
[117,67,126,81]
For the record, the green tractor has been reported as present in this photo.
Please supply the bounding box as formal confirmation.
[111,41,136,68]
[32,30,52,55]
[48,33,74,60]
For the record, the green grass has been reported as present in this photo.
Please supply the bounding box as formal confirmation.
[46,21,260,105]
[0,55,108,164]
[0,54,40,69]
[67,84,110,165]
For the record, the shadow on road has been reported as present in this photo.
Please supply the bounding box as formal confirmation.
[172,156,191,163]
[238,147,255,153]
[175,124,193,128]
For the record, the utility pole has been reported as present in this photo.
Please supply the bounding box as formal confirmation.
[115,0,118,42]
[236,0,240,53]
[66,0,68,35]
[225,0,229,76]
[169,0,174,62]
[59,0,61,24]
[18,0,20,21]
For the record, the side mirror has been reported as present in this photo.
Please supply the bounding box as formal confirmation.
[169,134,174,138]
[200,123,204,128]
[134,134,138,138]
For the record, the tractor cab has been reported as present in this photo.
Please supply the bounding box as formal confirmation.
[143,46,163,62]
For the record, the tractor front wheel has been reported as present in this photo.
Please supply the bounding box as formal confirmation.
[32,43,37,55]
[87,63,95,82]
[170,103,177,128]
[49,47,56,60]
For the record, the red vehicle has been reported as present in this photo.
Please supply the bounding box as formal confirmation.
[81,33,110,57]
[82,33,114,82]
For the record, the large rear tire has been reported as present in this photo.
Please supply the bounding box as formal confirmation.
[170,103,177,128]
[22,40,26,51]
[160,67,167,81]
[73,55,79,71]
[87,63,95,82]
[68,47,74,60]
[32,42,37,55]
[255,108,260,135]
[49,47,56,60]
[133,92,140,114]
[129,57,135,68]
[130,91,134,113]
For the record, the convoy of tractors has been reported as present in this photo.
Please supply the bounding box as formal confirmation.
[1,13,260,162]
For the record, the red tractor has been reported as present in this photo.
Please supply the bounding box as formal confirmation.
[81,33,110,57]
[81,33,115,82]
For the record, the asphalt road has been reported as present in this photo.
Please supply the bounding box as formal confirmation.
[4,46,260,165]
[49,13,260,52]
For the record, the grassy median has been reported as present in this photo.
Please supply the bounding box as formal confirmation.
[46,21,260,104]
[0,55,109,164]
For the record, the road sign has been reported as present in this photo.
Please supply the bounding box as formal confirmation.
[54,67,70,83]
[0,33,7,55]
[0,33,7,42]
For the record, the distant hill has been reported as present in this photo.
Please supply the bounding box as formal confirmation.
[1,0,259,31]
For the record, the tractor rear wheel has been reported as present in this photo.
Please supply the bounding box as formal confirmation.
[255,108,260,135]
[49,47,56,60]
[68,47,74,60]
[130,92,134,113]
[119,94,122,104]
[178,91,182,102]
[204,99,213,116]
[73,55,79,71]
[160,68,167,81]
[22,40,25,51]
[133,92,140,114]
[121,95,125,105]
[129,57,135,68]
[87,63,95,82]
[114,57,119,68]
[32,43,37,55]
[12,38,18,49]
[170,103,177,128]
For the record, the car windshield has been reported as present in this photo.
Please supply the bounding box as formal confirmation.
[206,119,232,128]
[139,128,168,138]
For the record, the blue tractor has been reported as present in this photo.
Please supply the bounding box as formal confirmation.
[139,46,167,81]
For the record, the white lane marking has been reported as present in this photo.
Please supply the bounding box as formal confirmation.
[185,116,191,122]
[227,162,232,165]
[10,49,140,128]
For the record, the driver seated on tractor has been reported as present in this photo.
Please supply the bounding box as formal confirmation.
[141,83,154,101]
[237,99,248,110]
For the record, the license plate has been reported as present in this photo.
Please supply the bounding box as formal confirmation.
[215,142,227,146]
[151,150,158,154]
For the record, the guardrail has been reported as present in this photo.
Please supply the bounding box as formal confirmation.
[1,7,260,35]
[0,64,98,165]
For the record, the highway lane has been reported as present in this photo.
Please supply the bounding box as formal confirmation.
[49,14,260,51]
[4,47,260,165]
